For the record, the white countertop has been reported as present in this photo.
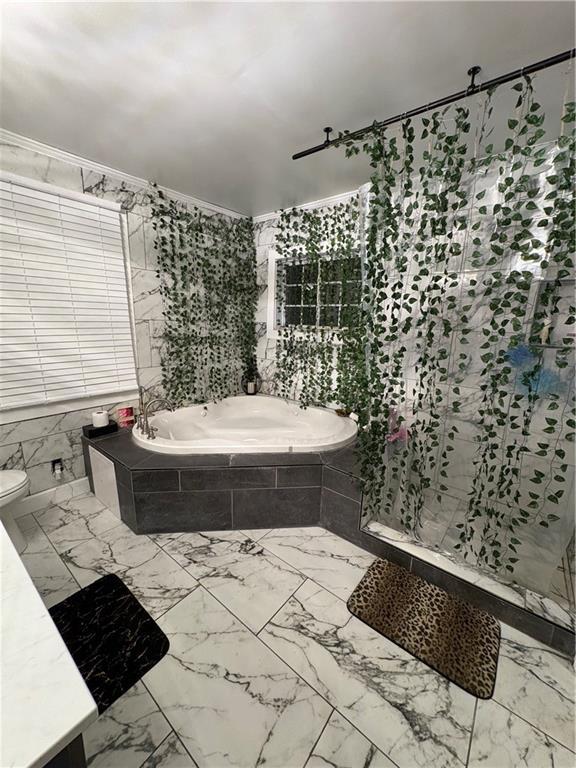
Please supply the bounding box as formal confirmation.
[0,522,98,768]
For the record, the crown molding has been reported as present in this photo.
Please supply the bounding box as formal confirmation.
[0,128,247,219]
[253,185,366,223]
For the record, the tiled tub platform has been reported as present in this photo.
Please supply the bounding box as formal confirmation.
[83,430,575,655]
[83,430,324,533]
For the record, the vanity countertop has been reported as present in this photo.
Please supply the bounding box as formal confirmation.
[0,522,98,768]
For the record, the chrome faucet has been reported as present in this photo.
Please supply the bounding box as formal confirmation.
[142,397,175,439]
[137,386,147,431]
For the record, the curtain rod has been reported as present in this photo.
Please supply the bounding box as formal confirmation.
[292,49,576,160]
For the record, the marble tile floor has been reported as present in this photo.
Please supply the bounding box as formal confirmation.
[15,492,576,768]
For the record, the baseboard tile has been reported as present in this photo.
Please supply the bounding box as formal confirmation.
[13,478,90,518]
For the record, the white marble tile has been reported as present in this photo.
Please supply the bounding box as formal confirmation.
[82,170,151,216]
[149,320,166,367]
[35,494,108,532]
[26,452,86,495]
[135,320,153,368]
[141,732,198,768]
[0,442,25,472]
[139,366,164,391]
[0,141,84,190]
[21,430,83,467]
[36,495,123,555]
[17,515,79,608]
[259,527,375,601]
[305,711,395,768]
[144,586,331,768]
[259,580,476,768]
[143,217,160,271]
[0,401,129,448]
[493,625,575,750]
[241,528,273,541]
[62,524,198,618]
[524,589,575,632]
[468,699,575,768]
[84,682,171,768]
[165,531,305,632]
[127,212,148,269]
[149,531,186,548]
[132,268,163,321]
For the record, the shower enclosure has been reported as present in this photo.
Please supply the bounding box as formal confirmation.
[274,54,575,628]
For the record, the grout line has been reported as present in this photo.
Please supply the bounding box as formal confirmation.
[251,579,402,766]
[137,484,323,494]
[186,582,354,731]
[464,698,478,767]
[253,577,307,632]
[139,683,200,767]
[488,697,576,755]
[133,730,172,768]
[322,484,362,504]
[30,511,86,590]
[301,705,335,767]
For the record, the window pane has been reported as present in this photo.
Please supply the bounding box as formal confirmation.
[302,283,317,305]
[319,306,339,326]
[285,306,302,325]
[285,263,303,283]
[342,257,362,280]
[340,304,360,327]
[285,285,302,305]
[301,306,316,326]
[301,262,318,282]
[342,281,362,304]
[320,282,341,304]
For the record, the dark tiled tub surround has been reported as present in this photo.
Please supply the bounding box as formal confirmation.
[83,431,575,655]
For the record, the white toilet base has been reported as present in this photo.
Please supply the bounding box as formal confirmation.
[0,503,26,554]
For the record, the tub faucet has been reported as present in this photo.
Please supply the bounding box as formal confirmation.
[142,398,175,439]
[136,386,147,431]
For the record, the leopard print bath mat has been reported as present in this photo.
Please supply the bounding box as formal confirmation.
[347,558,500,698]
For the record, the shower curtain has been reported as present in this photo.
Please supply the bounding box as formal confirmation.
[352,69,575,596]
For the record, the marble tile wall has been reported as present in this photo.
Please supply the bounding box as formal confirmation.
[0,138,242,494]
[252,217,279,393]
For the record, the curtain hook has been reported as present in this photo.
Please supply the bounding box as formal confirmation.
[467,65,482,92]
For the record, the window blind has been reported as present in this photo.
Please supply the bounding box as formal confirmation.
[0,175,138,409]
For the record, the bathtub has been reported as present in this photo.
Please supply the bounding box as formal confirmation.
[132,395,357,454]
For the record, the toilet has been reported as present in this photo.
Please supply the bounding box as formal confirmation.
[0,470,30,553]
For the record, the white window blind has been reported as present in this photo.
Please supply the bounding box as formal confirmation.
[0,175,138,409]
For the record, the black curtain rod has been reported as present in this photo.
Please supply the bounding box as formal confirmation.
[292,49,576,160]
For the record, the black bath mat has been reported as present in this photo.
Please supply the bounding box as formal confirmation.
[347,559,500,698]
[49,573,169,713]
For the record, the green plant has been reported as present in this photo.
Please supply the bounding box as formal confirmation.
[150,188,257,404]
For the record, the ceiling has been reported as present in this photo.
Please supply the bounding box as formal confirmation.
[0,2,574,216]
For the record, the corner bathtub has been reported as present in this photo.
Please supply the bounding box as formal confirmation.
[132,395,357,454]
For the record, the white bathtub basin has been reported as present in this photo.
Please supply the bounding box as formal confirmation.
[132,395,357,454]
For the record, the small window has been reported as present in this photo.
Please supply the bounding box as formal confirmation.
[0,174,138,410]
[278,255,362,329]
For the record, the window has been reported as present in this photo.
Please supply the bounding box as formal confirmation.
[278,255,362,329]
[0,173,138,410]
